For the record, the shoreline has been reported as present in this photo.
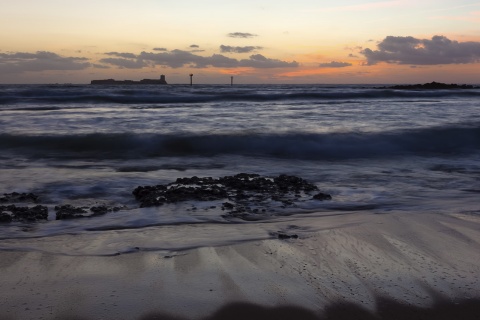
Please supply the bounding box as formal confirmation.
[1,211,479,319]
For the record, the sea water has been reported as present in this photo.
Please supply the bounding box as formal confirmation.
[0,84,479,255]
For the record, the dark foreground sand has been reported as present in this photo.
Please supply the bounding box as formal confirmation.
[1,211,479,319]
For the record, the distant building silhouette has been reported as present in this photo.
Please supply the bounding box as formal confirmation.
[91,75,168,85]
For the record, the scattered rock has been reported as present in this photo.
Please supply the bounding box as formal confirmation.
[133,173,331,220]
[55,205,89,220]
[0,204,48,222]
[0,192,39,203]
[90,205,122,216]
[222,202,235,210]
[0,212,13,222]
[271,231,299,240]
[0,173,332,223]
[313,192,332,200]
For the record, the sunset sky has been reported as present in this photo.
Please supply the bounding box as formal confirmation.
[1,0,480,84]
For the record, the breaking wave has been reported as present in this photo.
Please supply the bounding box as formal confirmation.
[1,84,480,105]
[1,123,479,160]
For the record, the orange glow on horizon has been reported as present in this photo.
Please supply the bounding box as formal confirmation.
[279,68,331,78]
[218,67,256,75]
[279,62,361,78]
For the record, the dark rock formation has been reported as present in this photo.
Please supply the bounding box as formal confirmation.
[55,205,89,219]
[0,212,12,222]
[133,173,331,220]
[378,81,478,90]
[0,192,39,203]
[0,173,331,223]
[0,204,48,222]
[313,192,332,200]
[273,232,299,240]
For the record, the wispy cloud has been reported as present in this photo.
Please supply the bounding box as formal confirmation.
[227,32,258,39]
[104,52,137,59]
[319,61,352,68]
[188,45,204,53]
[220,45,263,53]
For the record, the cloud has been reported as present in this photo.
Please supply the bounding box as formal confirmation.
[345,46,363,51]
[92,64,110,69]
[220,45,263,53]
[98,57,148,69]
[138,50,206,68]
[227,32,258,38]
[319,61,352,68]
[153,47,167,51]
[104,52,137,59]
[203,54,240,68]
[0,51,90,73]
[362,35,480,65]
[189,45,204,53]
[99,50,298,69]
[239,54,299,68]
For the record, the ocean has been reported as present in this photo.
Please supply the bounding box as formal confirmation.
[1,83,479,256]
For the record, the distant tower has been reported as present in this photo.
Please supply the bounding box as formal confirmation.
[159,75,167,84]
[189,74,193,86]
[231,76,233,86]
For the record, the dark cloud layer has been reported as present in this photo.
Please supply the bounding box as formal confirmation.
[227,32,258,38]
[362,35,480,65]
[0,51,90,73]
[100,50,298,69]
[0,47,298,74]
[319,61,352,68]
[220,45,263,53]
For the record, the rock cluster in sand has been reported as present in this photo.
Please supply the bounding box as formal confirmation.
[133,173,331,220]
[0,173,332,223]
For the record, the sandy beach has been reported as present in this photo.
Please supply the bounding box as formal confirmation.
[1,211,479,319]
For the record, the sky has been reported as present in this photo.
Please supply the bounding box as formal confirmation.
[1,0,480,84]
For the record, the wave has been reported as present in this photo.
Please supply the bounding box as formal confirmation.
[1,124,479,160]
[1,85,480,105]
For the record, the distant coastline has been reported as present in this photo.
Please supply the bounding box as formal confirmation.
[377,81,479,90]
[91,75,167,85]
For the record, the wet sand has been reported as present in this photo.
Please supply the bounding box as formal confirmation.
[1,211,479,319]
